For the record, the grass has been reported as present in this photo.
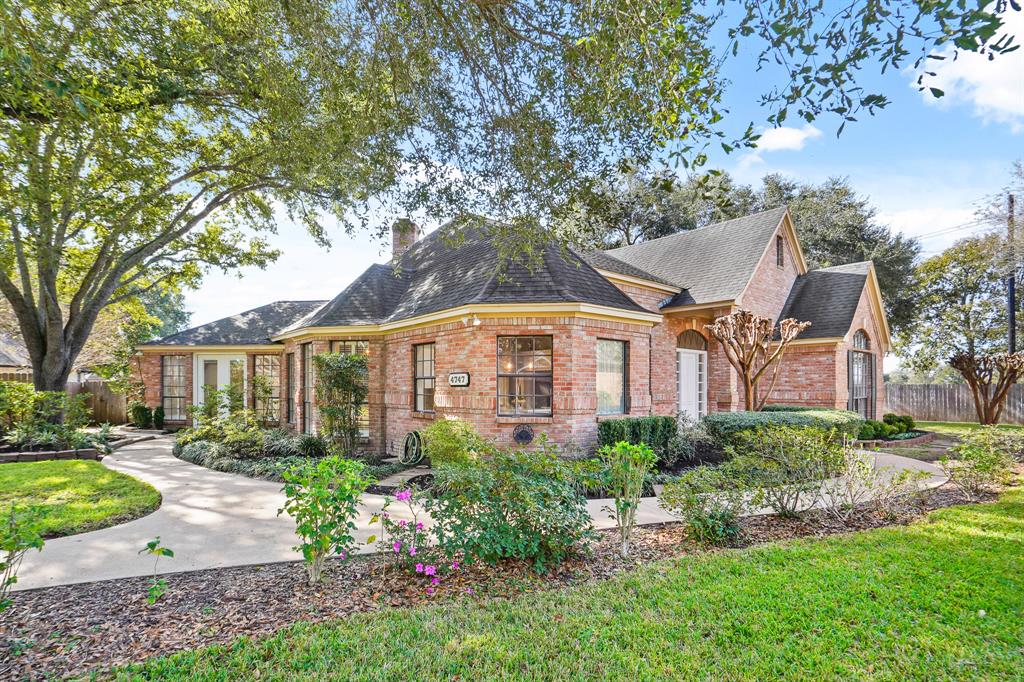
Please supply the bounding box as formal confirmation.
[121,488,1024,681]
[918,421,1024,437]
[0,459,160,538]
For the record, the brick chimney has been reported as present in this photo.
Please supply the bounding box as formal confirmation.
[391,218,420,260]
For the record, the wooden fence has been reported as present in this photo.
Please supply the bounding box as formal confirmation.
[886,383,1024,424]
[0,372,128,424]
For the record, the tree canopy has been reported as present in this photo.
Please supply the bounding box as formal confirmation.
[897,233,1019,375]
[0,0,1016,387]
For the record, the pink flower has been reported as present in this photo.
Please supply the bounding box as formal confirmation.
[339,551,346,560]
[395,490,412,502]
[465,588,474,594]
[424,565,436,576]
[409,546,417,557]
[431,577,440,586]
[382,512,389,519]
[451,561,459,570]
[392,541,401,553]
[415,522,424,531]
[398,519,408,527]
[415,563,424,573]
[427,587,435,595]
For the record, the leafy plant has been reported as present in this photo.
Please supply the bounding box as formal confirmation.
[660,465,748,546]
[294,433,330,459]
[599,441,657,558]
[312,352,368,455]
[597,416,676,460]
[427,448,593,570]
[422,418,493,466]
[138,537,174,605]
[130,402,153,429]
[727,425,840,518]
[278,456,369,584]
[819,444,881,523]
[0,506,45,612]
[153,405,165,430]
[251,374,278,428]
[371,487,429,571]
[703,408,863,448]
[941,428,1016,501]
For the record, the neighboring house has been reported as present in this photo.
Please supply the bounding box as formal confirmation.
[135,207,890,452]
[0,333,31,371]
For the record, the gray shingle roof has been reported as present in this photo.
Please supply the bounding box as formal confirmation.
[577,250,679,288]
[153,301,326,345]
[297,219,650,329]
[607,206,789,305]
[777,261,871,339]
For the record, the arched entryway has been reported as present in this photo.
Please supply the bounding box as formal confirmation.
[848,330,875,419]
[677,330,708,419]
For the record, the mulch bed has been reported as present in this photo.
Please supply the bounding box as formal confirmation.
[0,484,992,680]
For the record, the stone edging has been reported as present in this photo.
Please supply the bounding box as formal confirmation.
[0,434,157,464]
[854,430,937,448]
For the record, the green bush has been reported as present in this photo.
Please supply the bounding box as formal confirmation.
[599,441,657,558]
[294,433,329,458]
[278,456,369,584]
[427,448,594,570]
[727,425,841,518]
[423,418,493,466]
[152,405,165,430]
[1,506,45,612]
[660,464,748,546]
[882,413,915,433]
[0,382,37,434]
[130,402,153,429]
[597,416,677,461]
[703,409,862,448]
[941,428,1016,501]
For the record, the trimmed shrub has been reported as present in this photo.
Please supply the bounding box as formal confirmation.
[882,413,915,433]
[597,416,676,460]
[703,409,862,448]
[427,448,594,570]
[941,428,1016,501]
[130,402,153,429]
[152,405,165,430]
[423,418,493,466]
[727,425,842,518]
[660,464,748,546]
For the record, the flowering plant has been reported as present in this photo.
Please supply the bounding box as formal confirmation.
[370,487,427,570]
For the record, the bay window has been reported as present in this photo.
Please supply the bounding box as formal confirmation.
[497,336,553,417]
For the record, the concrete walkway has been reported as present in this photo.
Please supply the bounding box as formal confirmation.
[14,438,946,591]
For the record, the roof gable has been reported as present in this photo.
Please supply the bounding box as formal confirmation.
[778,261,873,340]
[606,206,793,305]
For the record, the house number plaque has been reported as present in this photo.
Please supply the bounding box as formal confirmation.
[448,372,470,387]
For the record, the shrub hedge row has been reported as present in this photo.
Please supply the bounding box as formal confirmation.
[702,409,864,445]
[596,416,676,455]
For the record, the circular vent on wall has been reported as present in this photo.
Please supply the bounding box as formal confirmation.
[512,424,535,445]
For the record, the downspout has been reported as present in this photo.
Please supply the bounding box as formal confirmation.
[649,331,654,415]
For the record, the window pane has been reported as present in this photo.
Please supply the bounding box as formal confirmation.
[413,343,436,413]
[161,356,187,420]
[496,335,553,416]
[597,340,626,415]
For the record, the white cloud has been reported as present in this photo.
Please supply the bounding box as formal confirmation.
[753,124,824,152]
[916,10,1024,132]
[736,124,823,175]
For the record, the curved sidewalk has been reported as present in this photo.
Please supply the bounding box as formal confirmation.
[14,438,946,591]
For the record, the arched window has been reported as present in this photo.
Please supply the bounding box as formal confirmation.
[677,330,708,351]
[849,330,875,419]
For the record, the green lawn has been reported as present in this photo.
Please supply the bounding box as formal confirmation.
[0,460,160,538]
[918,421,1024,437]
[122,489,1024,681]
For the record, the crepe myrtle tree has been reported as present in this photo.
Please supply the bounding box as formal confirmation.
[1,0,1017,391]
[705,310,811,412]
[949,352,1024,425]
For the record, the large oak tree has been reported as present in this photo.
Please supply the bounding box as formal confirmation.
[0,0,1017,389]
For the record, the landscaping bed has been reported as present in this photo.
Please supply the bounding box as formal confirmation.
[0,482,996,680]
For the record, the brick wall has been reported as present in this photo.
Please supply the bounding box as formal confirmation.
[738,224,802,321]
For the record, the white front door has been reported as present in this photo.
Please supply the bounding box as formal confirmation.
[193,354,246,413]
[677,349,707,419]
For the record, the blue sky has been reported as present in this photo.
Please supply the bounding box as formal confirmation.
[184,10,1022,336]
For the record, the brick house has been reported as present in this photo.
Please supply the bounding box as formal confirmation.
[135,207,890,453]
